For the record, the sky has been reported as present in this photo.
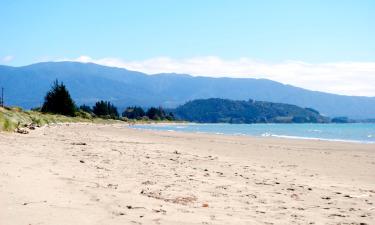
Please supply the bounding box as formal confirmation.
[1,0,374,96]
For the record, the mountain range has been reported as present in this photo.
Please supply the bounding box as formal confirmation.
[0,61,374,119]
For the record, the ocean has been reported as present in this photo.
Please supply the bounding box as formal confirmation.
[133,123,375,144]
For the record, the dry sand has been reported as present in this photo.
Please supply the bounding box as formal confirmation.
[0,123,374,225]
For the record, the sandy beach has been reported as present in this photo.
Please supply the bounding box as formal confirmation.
[0,123,374,225]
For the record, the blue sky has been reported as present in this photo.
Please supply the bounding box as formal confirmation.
[1,0,374,64]
[1,0,375,96]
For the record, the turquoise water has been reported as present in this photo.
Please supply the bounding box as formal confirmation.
[133,123,375,143]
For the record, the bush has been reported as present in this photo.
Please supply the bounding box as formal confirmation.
[75,110,93,119]
[31,107,41,112]
[3,118,12,131]
[41,80,76,116]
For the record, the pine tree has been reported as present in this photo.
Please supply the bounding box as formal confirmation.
[79,104,93,113]
[146,106,167,120]
[41,80,76,116]
[92,100,119,118]
[122,106,145,119]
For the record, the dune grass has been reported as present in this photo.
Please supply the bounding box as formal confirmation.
[0,107,115,132]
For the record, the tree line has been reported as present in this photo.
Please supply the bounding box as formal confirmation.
[40,80,175,121]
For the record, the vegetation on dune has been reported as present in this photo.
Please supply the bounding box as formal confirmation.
[0,80,121,132]
[0,77,177,132]
[0,106,98,132]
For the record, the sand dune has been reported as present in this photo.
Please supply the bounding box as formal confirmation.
[1,123,374,224]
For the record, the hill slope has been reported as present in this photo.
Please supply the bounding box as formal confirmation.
[173,98,328,123]
[0,61,374,119]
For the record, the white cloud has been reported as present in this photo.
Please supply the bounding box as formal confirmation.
[1,55,14,63]
[61,55,375,97]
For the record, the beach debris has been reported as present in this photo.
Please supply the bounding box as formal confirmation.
[79,160,85,163]
[216,171,224,176]
[22,200,47,205]
[25,123,37,130]
[71,142,87,145]
[291,193,300,200]
[113,211,125,216]
[126,205,146,210]
[328,213,346,218]
[107,183,118,189]
[153,209,167,214]
[202,203,209,207]
[141,180,155,185]
[245,194,257,198]
[140,189,197,205]
[321,196,331,200]
[171,196,197,205]
[15,127,29,134]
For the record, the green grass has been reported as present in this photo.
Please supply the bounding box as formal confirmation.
[0,107,118,132]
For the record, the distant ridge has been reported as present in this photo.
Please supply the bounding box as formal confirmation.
[0,61,374,119]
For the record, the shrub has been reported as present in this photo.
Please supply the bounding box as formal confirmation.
[75,110,93,119]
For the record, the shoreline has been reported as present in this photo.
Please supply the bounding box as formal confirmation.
[1,123,374,224]
[131,122,375,145]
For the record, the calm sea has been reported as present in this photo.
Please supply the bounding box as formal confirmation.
[133,123,375,144]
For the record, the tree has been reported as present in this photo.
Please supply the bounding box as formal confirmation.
[146,106,167,120]
[122,106,145,119]
[79,104,92,113]
[92,100,119,118]
[146,107,159,120]
[41,80,76,116]
[165,112,175,121]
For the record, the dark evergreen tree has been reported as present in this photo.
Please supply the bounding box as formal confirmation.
[92,100,119,118]
[79,104,92,113]
[165,112,175,121]
[146,106,167,120]
[146,107,159,120]
[122,106,145,119]
[41,80,76,116]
